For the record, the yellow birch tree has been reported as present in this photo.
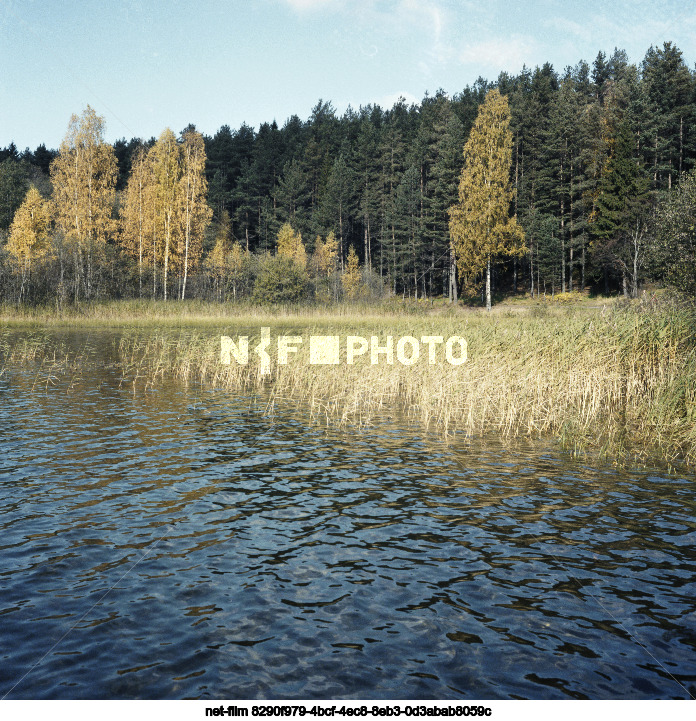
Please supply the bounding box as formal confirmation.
[7,187,52,301]
[50,105,117,300]
[276,222,306,267]
[205,211,231,301]
[315,231,338,277]
[448,89,524,311]
[341,244,362,299]
[120,145,150,297]
[179,129,212,300]
[149,128,181,301]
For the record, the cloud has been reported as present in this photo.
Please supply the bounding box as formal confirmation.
[458,35,538,73]
[392,0,445,50]
[542,16,595,45]
[282,0,340,11]
[398,0,443,40]
[378,91,420,109]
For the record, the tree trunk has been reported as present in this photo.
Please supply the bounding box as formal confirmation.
[632,221,640,299]
[604,266,609,296]
[486,257,492,311]
[163,213,170,302]
[364,225,368,274]
[560,198,566,294]
[182,194,191,301]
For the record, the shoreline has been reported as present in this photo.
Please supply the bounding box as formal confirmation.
[2,295,695,469]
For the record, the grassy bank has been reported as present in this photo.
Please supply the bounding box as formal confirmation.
[0,293,606,326]
[2,295,695,466]
[0,298,440,326]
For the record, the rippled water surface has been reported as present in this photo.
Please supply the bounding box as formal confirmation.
[1,334,695,699]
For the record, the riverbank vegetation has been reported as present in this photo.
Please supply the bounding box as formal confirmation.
[3,294,695,467]
[2,41,695,468]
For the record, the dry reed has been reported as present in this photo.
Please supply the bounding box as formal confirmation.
[109,295,696,465]
[3,295,694,465]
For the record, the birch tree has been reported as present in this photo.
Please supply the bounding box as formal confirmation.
[449,90,524,310]
[120,145,149,297]
[50,106,117,300]
[179,129,212,300]
[6,187,51,301]
[149,129,181,301]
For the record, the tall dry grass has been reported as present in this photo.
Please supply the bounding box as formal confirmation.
[2,295,693,464]
[108,294,696,465]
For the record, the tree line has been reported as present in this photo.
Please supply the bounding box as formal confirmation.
[1,41,695,305]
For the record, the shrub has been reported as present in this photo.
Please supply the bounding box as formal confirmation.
[252,254,312,304]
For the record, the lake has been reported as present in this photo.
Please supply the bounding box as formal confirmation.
[1,331,695,699]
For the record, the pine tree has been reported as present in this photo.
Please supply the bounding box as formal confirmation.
[592,118,651,296]
[427,112,464,300]
[232,159,260,251]
[355,115,382,272]
[0,159,29,230]
[449,89,525,310]
[642,43,695,189]
[650,168,696,294]
[377,107,408,290]
[275,159,311,236]
[394,163,422,297]
[317,152,355,263]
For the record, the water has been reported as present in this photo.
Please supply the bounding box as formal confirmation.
[1,335,695,699]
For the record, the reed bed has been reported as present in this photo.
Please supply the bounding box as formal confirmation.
[0,329,99,391]
[2,295,694,465]
[109,295,696,466]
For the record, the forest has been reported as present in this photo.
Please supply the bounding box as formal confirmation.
[1,41,695,306]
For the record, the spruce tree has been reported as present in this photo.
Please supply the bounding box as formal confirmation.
[592,118,651,296]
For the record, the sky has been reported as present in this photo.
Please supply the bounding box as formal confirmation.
[1,0,695,150]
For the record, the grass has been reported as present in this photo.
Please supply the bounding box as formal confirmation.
[0,297,443,327]
[2,293,695,467]
[0,292,613,326]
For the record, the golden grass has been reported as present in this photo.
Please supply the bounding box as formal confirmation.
[0,294,613,326]
[0,298,439,327]
[3,295,695,466]
[109,296,696,466]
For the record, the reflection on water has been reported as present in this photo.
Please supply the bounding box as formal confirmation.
[0,345,695,700]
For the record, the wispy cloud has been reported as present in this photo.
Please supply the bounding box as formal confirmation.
[397,0,443,42]
[543,4,696,65]
[458,35,538,73]
[378,90,420,109]
[282,0,339,11]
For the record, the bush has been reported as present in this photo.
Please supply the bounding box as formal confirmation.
[252,254,312,304]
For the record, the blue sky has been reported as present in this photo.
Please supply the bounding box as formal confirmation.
[1,0,694,150]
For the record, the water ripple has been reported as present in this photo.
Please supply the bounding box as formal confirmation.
[0,358,695,699]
